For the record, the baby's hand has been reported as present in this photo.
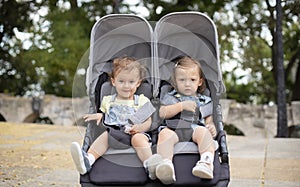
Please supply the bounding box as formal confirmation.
[181,100,197,112]
[124,125,132,134]
[206,123,217,138]
[83,113,102,125]
[129,124,143,135]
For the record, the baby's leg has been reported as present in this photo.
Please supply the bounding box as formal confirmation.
[88,131,109,160]
[70,131,109,175]
[156,128,178,184]
[157,128,179,160]
[192,126,215,179]
[131,133,152,162]
[132,133,163,181]
[192,126,214,154]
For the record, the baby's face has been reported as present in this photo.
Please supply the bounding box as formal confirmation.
[174,67,203,96]
[111,68,141,100]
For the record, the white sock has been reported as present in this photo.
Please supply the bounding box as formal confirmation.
[143,159,148,168]
[87,153,95,166]
[200,152,214,163]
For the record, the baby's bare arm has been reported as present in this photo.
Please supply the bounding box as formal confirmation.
[129,117,151,134]
[159,100,197,119]
[83,113,103,125]
[205,115,217,138]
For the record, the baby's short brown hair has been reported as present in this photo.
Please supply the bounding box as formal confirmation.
[111,57,146,80]
[171,56,206,93]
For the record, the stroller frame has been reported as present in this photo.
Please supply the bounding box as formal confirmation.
[79,12,229,187]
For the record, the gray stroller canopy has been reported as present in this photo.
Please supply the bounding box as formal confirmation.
[153,12,226,97]
[86,12,225,98]
[86,14,153,95]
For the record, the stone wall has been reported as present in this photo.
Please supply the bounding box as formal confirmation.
[41,95,90,126]
[0,94,89,126]
[0,94,32,123]
[0,94,299,137]
[220,99,300,138]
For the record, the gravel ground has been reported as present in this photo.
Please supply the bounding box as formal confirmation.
[0,122,84,187]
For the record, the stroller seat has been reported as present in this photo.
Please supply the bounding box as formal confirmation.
[81,74,155,186]
[151,11,229,187]
[80,14,157,187]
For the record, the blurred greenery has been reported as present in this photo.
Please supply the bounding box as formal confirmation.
[224,123,245,136]
[0,0,299,104]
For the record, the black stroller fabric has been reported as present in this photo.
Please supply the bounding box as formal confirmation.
[80,135,230,187]
[88,155,148,185]
[80,12,230,187]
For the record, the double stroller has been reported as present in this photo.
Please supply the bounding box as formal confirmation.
[80,12,229,187]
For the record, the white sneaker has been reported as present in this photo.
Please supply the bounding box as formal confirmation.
[70,142,91,175]
[156,159,176,184]
[144,154,163,180]
[192,159,214,179]
[214,140,219,151]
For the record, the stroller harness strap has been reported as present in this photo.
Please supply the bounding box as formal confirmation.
[128,101,156,125]
[105,94,156,126]
[163,89,213,124]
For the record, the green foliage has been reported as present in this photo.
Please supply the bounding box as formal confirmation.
[0,0,136,97]
[0,0,37,95]
[219,0,299,104]
[1,0,299,103]
[224,123,245,136]
[39,7,91,97]
[141,0,230,21]
[242,36,275,104]
[0,50,39,95]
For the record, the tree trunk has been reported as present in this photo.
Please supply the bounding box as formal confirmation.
[70,0,78,9]
[276,0,288,137]
[113,0,122,13]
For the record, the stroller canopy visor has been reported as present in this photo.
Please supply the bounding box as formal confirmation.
[86,14,152,95]
[153,12,225,94]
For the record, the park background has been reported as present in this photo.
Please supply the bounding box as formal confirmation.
[1,0,299,136]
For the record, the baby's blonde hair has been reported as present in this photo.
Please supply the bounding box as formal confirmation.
[171,56,206,93]
[111,57,146,80]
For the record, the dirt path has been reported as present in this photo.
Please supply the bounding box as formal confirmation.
[1,122,300,187]
[0,122,84,187]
